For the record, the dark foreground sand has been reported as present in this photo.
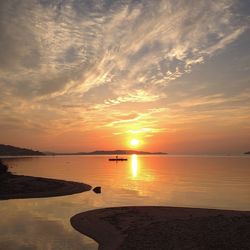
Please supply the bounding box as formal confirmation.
[0,161,91,200]
[71,206,250,250]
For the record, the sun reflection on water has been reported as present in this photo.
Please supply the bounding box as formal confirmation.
[131,154,138,178]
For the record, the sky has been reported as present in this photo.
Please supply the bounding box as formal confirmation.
[0,0,249,154]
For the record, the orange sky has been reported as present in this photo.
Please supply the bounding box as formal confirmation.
[0,0,249,154]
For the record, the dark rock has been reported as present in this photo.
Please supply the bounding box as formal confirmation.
[93,186,101,194]
[0,160,8,175]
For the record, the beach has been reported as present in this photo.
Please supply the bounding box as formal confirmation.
[1,156,250,249]
[71,206,250,250]
[0,160,91,200]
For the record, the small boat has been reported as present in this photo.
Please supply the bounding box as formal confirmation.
[109,156,128,161]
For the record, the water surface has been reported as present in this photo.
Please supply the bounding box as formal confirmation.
[0,155,250,249]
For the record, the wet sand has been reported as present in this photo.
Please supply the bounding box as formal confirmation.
[71,206,250,250]
[0,161,91,200]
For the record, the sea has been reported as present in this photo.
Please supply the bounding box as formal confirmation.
[0,155,249,249]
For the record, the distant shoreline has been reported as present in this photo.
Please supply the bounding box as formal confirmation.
[71,206,250,250]
[1,144,249,156]
[1,153,249,159]
[0,144,167,156]
[0,161,91,200]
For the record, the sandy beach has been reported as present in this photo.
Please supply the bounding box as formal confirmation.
[71,206,250,250]
[0,161,91,200]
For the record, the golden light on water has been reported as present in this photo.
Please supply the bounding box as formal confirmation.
[131,154,138,178]
[130,154,155,182]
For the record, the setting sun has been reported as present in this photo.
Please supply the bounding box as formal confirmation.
[0,1,249,249]
[130,138,140,147]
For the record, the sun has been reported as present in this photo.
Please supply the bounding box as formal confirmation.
[130,138,140,147]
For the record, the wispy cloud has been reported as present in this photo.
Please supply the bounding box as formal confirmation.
[0,0,249,151]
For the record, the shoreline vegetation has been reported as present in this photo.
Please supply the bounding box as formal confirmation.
[1,144,250,156]
[0,144,167,156]
[71,206,250,250]
[0,160,91,200]
[0,144,44,156]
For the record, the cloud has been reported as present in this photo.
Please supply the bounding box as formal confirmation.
[0,0,248,145]
[0,205,96,249]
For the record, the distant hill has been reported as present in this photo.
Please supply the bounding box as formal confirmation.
[0,144,44,156]
[0,145,167,156]
[75,150,167,155]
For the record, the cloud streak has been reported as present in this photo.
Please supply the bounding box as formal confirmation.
[0,0,249,152]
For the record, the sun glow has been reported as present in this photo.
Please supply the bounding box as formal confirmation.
[130,138,140,147]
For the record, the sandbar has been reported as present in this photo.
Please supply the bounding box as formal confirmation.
[71,206,250,250]
[0,161,91,200]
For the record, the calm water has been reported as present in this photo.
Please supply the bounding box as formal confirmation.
[0,155,250,249]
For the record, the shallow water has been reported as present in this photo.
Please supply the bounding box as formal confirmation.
[0,155,250,249]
